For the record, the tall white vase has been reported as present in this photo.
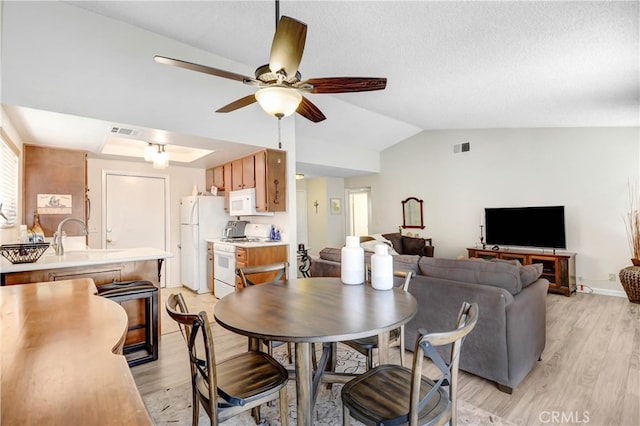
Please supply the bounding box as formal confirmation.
[341,236,364,285]
[371,243,393,290]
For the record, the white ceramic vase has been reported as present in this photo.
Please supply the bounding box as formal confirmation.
[371,243,393,290]
[341,236,364,285]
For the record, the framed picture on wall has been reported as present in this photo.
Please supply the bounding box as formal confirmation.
[330,198,342,215]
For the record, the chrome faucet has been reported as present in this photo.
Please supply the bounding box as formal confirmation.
[53,217,88,256]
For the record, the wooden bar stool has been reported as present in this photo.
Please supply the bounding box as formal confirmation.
[97,280,159,367]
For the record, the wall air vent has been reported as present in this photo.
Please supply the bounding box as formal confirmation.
[453,142,471,154]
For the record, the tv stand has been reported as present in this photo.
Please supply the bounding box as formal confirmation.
[467,247,576,296]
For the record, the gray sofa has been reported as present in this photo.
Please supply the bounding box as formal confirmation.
[310,251,547,393]
[309,233,433,278]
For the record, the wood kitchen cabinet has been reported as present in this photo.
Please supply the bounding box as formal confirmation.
[23,145,87,236]
[221,149,287,212]
[254,149,287,212]
[231,155,256,190]
[467,248,577,296]
[235,244,288,288]
[205,165,225,193]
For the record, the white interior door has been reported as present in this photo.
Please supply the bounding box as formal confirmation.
[104,171,168,286]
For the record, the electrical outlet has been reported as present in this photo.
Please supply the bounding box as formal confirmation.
[609,273,616,282]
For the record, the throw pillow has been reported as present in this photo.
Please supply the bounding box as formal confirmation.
[520,263,543,287]
[402,236,426,256]
[490,258,522,267]
[489,258,543,288]
[371,234,400,255]
[361,240,391,253]
[418,257,522,295]
[319,247,342,263]
[381,233,403,254]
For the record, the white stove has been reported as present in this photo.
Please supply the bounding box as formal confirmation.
[212,224,284,298]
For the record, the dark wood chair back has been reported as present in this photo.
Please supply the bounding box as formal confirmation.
[165,293,290,426]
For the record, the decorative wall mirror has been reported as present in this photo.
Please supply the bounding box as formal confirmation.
[402,197,425,229]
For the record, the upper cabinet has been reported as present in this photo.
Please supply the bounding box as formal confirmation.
[208,149,287,213]
[231,156,256,191]
[23,145,87,236]
[254,149,286,212]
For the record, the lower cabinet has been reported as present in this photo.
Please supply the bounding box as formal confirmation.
[467,248,577,296]
[235,245,288,288]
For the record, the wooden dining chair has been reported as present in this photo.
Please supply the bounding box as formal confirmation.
[165,293,289,426]
[341,302,479,426]
[343,270,414,369]
[237,261,293,364]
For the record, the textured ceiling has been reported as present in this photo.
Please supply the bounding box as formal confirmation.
[3,1,638,177]
[67,0,639,130]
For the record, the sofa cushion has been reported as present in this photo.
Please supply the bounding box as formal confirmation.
[319,247,342,263]
[418,257,522,295]
[392,255,422,275]
[381,233,403,254]
[402,235,427,256]
[519,263,543,288]
[488,258,543,288]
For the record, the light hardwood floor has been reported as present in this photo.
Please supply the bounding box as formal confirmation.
[132,289,640,426]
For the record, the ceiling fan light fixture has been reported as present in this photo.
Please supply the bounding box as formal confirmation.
[153,144,169,169]
[255,86,302,118]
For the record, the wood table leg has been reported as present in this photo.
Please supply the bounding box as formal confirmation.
[378,331,390,365]
[295,342,313,426]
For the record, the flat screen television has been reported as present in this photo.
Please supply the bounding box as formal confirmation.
[484,206,566,249]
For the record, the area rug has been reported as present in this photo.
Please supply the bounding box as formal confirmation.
[144,346,514,425]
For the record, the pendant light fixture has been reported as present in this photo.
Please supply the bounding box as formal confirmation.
[152,144,169,169]
[144,142,156,161]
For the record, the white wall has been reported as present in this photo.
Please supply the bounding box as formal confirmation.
[347,127,640,296]
[303,176,346,256]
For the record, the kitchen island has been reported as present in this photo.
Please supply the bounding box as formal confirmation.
[1,278,152,425]
[0,246,172,286]
[0,246,173,366]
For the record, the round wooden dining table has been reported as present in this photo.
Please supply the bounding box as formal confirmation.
[214,277,417,426]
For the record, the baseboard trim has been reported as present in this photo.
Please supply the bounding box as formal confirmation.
[576,287,627,298]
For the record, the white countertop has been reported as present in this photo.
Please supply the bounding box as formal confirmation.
[206,238,289,249]
[0,247,173,274]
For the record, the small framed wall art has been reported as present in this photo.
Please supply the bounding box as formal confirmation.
[330,198,342,215]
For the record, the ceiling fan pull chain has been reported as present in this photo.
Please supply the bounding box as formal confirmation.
[277,116,282,149]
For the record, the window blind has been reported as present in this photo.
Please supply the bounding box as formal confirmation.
[0,133,18,228]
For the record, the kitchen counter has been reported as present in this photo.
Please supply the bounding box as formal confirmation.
[1,278,152,425]
[207,238,289,249]
[0,247,173,274]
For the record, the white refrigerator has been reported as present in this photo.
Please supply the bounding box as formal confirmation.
[180,196,228,294]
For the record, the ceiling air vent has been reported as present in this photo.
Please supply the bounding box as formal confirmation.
[453,142,470,154]
[110,126,140,136]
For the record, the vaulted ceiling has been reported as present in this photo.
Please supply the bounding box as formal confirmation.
[2,1,638,176]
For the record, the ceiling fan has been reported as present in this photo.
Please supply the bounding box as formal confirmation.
[154,4,386,123]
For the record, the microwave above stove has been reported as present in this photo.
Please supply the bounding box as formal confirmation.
[229,188,274,217]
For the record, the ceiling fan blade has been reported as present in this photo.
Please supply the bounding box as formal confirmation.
[154,55,254,83]
[296,96,326,123]
[269,16,307,79]
[302,77,387,94]
[216,95,257,113]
